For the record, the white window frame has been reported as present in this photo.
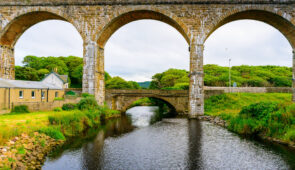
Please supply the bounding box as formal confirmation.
[19,90,23,99]
[41,91,45,99]
[32,91,35,99]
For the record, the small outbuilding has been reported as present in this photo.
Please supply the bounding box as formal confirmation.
[0,72,67,111]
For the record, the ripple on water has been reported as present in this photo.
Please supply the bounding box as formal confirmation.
[43,107,295,170]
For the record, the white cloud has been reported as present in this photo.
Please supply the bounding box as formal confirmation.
[15,20,83,66]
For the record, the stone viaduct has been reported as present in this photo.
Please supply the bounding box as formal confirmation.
[0,0,295,117]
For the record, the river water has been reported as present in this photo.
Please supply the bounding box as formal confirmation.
[43,106,295,170]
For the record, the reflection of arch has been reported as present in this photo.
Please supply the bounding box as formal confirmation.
[0,11,82,47]
[96,9,190,48]
[122,97,177,114]
[205,9,295,48]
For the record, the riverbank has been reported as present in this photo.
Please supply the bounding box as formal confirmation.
[204,93,295,148]
[0,97,121,169]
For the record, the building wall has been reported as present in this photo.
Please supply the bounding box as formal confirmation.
[42,74,64,89]
[13,97,81,112]
[0,88,64,111]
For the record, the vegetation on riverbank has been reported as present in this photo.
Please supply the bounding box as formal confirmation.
[0,95,121,169]
[205,93,295,144]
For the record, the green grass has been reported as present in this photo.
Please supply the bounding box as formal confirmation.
[0,104,120,144]
[205,93,295,143]
[205,93,292,117]
[0,110,75,144]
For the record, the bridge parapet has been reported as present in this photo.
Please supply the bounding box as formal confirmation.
[0,0,293,5]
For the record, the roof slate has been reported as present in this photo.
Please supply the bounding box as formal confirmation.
[0,78,63,90]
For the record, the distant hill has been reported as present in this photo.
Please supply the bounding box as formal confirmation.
[138,81,151,89]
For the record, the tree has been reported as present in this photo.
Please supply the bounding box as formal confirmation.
[15,66,39,81]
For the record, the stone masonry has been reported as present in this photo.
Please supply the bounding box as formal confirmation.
[0,0,294,117]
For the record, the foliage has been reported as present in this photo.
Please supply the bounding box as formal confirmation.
[53,107,62,112]
[106,76,140,89]
[54,97,64,101]
[11,105,30,114]
[65,91,76,96]
[128,98,153,108]
[81,93,94,98]
[149,69,189,89]
[17,55,82,87]
[38,127,65,140]
[149,65,292,89]
[62,103,77,111]
[205,93,295,143]
[77,97,98,110]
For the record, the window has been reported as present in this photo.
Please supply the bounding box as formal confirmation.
[31,91,35,98]
[41,91,45,99]
[19,91,23,99]
[55,92,58,98]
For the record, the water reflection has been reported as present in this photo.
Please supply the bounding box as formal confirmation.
[43,107,295,170]
[43,116,134,170]
[188,119,202,170]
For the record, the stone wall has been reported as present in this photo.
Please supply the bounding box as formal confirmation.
[204,87,293,93]
[11,97,81,112]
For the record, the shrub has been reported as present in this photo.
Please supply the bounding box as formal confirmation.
[239,102,279,119]
[53,107,62,112]
[38,127,65,140]
[11,105,29,113]
[54,97,64,101]
[77,97,98,110]
[65,91,76,96]
[62,103,77,111]
[82,93,94,98]
[228,117,263,136]
[284,129,295,142]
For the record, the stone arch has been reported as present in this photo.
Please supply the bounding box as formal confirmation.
[96,9,190,48]
[204,8,295,48]
[0,9,84,80]
[0,10,83,47]
[121,96,177,114]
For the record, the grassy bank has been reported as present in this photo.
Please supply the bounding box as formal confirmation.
[0,95,120,142]
[0,96,121,169]
[205,93,295,144]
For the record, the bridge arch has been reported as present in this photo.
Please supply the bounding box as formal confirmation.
[123,97,177,114]
[203,7,295,102]
[0,10,82,47]
[93,9,190,105]
[205,8,295,48]
[0,10,83,80]
[96,9,190,48]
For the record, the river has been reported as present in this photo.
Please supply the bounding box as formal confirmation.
[42,106,295,170]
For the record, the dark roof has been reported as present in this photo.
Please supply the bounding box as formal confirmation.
[57,75,68,83]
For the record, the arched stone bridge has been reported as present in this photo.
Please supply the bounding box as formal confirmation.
[0,0,295,117]
[106,89,190,114]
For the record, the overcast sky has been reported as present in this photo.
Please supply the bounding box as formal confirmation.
[15,19,292,82]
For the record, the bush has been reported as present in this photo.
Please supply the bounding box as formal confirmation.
[53,107,62,112]
[82,93,94,98]
[62,103,77,111]
[239,102,279,119]
[11,105,30,113]
[38,127,65,140]
[77,97,98,110]
[284,129,295,142]
[54,97,64,101]
[65,91,76,96]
